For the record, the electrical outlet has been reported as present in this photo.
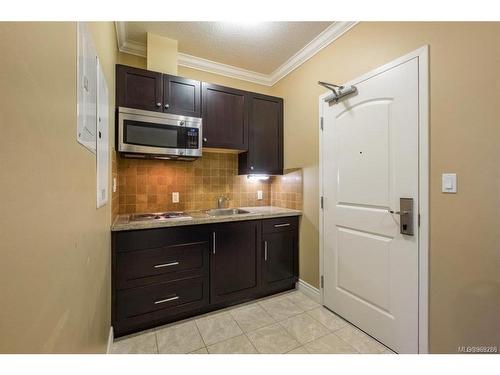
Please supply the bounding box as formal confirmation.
[172,192,179,203]
[257,190,263,200]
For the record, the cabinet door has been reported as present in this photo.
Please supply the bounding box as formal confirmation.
[202,83,247,150]
[116,65,163,112]
[262,227,298,293]
[163,75,201,117]
[239,93,283,175]
[210,221,261,305]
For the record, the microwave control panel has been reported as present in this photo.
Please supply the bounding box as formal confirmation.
[186,128,199,149]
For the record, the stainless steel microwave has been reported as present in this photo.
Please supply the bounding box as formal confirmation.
[117,107,202,160]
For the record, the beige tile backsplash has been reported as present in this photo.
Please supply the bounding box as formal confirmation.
[114,152,302,215]
[270,169,303,210]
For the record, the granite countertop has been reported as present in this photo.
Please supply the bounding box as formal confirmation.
[111,206,302,232]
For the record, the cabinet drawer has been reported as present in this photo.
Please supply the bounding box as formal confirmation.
[262,216,298,234]
[113,225,210,253]
[116,241,209,290]
[115,276,209,323]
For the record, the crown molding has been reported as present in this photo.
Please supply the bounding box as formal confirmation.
[268,21,358,85]
[115,21,147,57]
[177,53,272,86]
[115,21,358,86]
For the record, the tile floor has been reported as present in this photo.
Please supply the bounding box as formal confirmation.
[111,289,395,354]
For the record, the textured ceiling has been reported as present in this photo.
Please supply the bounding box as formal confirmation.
[124,22,333,74]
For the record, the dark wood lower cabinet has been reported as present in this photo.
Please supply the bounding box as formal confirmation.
[112,217,299,337]
[210,221,261,305]
[261,217,299,294]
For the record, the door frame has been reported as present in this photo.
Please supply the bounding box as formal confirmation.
[318,46,429,354]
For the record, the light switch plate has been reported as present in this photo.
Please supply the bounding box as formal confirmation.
[172,192,180,203]
[442,173,457,193]
[257,190,263,200]
[112,177,117,193]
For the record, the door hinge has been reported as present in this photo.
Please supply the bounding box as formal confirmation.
[320,117,324,131]
[320,196,324,209]
[418,213,421,227]
[320,275,324,289]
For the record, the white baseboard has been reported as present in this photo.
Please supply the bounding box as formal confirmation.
[297,279,321,303]
[106,326,114,354]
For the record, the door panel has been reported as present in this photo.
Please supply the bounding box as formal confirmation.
[336,100,392,207]
[210,221,261,304]
[116,65,163,112]
[164,75,201,117]
[244,94,283,175]
[262,231,296,292]
[322,57,419,353]
[336,227,391,312]
[202,83,247,150]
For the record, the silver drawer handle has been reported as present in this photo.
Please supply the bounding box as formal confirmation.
[154,296,179,305]
[274,223,290,227]
[264,241,268,261]
[154,261,179,269]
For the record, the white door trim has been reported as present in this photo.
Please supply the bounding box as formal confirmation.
[318,45,429,354]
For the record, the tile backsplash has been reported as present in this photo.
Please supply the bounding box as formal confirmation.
[270,169,303,210]
[114,152,302,215]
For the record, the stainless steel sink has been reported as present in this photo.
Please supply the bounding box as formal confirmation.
[206,208,250,217]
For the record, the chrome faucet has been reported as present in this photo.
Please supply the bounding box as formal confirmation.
[217,196,229,209]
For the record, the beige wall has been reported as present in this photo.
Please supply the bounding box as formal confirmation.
[147,33,178,75]
[273,22,500,353]
[0,22,117,353]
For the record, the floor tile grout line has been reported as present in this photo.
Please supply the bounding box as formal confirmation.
[330,330,362,354]
[154,330,159,354]
[193,319,209,352]
[229,313,260,354]
[303,309,346,333]
[277,316,332,346]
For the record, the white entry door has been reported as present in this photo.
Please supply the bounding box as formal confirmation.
[321,53,423,353]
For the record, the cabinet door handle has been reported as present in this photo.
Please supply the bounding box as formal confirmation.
[274,223,290,228]
[264,241,268,261]
[212,232,216,255]
[154,296,179,304]
[203,137,208,142]
[164,103,170,109]
[156,102,162,107]
[154,261,179,269]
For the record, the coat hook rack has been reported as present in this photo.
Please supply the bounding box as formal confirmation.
[318,81,357,104]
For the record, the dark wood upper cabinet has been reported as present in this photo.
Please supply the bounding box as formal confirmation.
[239,93,283,175]
[202,82,248,150]
[115,64,284,168]
[116,64,163,112]
[163,75,201,117]
[116,65,201,117]
[210,220,261,305]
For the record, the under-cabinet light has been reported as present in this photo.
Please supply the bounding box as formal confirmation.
[247,174,270,181]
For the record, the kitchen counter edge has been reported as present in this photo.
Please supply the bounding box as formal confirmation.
[111,206,302,232]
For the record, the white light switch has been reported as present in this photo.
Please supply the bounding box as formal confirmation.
[257,190,263,200]
[172,192,180,203]
[442,173,457,193]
